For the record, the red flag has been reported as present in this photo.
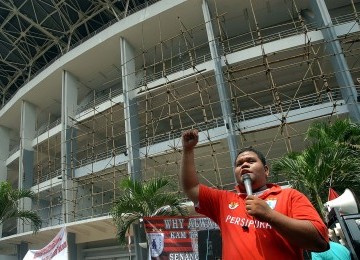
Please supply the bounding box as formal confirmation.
[328,188,340,201]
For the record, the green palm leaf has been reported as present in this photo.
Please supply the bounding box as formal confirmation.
[111,177,188,245]
[0,181,42,232]
[272,119,360,218]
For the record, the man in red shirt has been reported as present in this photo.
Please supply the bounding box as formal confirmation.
[181,129,329,259]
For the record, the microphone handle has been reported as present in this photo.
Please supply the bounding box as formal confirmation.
[244,179,253,195]
[242,174,253,195]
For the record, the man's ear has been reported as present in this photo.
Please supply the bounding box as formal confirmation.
[264,165,269,177]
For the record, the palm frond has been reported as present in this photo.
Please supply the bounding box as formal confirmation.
[0,181,42,232]
[14,210,42,232]
[111,177,189,245]
[272,118,360,218]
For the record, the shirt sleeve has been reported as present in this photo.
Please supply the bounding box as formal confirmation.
[195,184,222,225]
[287,189,329,243]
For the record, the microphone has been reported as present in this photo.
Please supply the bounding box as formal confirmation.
[242,174,252,196]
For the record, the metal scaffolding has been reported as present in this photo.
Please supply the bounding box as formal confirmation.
[2,1,359,247]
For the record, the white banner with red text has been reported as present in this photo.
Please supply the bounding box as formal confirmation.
[23,227,68,260]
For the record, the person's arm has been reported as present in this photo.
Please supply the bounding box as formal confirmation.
[180,129,200,204]
[246,195,328,251]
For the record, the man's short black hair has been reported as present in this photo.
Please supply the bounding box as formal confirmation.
[235,147,267,166]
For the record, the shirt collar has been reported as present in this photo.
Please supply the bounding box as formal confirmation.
[235,183,282,196]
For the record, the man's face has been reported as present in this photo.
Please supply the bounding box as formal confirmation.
[234,151,269,193]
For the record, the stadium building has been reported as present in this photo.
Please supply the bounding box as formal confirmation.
[0,0,359,259]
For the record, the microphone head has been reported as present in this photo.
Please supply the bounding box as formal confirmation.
[242,173,251,182]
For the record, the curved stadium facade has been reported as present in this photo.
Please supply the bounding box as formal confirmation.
[0,0,359,259]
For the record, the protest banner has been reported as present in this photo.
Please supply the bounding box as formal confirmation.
[144,216,220,260]
[23,227,68,260]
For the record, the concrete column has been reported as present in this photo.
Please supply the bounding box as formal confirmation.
[120,37,144,259]
[120,37,141,182]
[17,242,28,260]
[202,0,239,173]
[61,71,78,224]
[0,126,10,237]
[18,101,36,233]
[19,101,36,189]
[0,126,10,182]
[68,232,77,260]
[309,0,360,122]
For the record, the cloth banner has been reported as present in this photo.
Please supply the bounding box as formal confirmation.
[23,227,68,260]
[144,216,219,259]
[328,188,340,201]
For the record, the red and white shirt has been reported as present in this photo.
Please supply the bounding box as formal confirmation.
[196,184,328,260]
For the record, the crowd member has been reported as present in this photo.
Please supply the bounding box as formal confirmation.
[180,129,329,259]
[311,241,351,260]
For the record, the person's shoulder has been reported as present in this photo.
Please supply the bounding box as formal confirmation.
[199,184,240,203]
[268,184,307,198]
[199,184,235,195]
[282,187,308,198]
[329,241,350,252]
[312,241,351,259]
[273,184,303,195]
[267,183,292,193]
